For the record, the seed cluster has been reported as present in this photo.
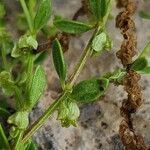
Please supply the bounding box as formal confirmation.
[116,0,147,149]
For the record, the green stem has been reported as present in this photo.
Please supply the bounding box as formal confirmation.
[67,25,101,88]
[19,0,33,32]
[139,41,150,58]
[22,92,68,144]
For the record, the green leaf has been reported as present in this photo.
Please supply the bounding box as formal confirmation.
[139,11,150,20]
[52,38,66,87]
[92,32,107,52]
[58,99,80,127]
[8,111,29,129]
[131,57,148,71]
[106,69,126,85]
[89,0,109,21]
[11,35,38,58]
[54,19,93,34]
[137,66,150,74]
[71,78,109,103]
[34,0,52,32]
[28,66,46,109]
[0,124,10,149]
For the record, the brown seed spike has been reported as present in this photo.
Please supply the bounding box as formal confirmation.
[116,0,147,149]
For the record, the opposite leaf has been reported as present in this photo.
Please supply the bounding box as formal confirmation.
[52,39,66,87]
[71,78,109,103]
[54,19,93,34]
[28,66,46,109]
[0,124,10,149]
[34,0,51,32]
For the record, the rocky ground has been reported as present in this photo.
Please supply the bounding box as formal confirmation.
[3,0,150,149]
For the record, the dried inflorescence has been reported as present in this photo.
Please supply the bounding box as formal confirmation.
[116,1,137,66]
[116,0,147,149]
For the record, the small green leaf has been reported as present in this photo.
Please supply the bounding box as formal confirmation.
[34,0,51,32]
[28,66,46,109]
[0,124,10,149]
[52,38,66,87]
[131,57,148,71]
[137,66,150,74]
[92,32,107,52]
[106,69,126,85]
[8,111,29,129]
[89,0,110,21]
[54,19,93,34]
[58,99,80,127]
[71,78,109,103]
[139,11,150,20]
[11,35,38,58]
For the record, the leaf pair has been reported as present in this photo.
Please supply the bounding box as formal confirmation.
[71,78,109,103]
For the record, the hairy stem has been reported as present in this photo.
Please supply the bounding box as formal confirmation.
[67,25,101,88]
